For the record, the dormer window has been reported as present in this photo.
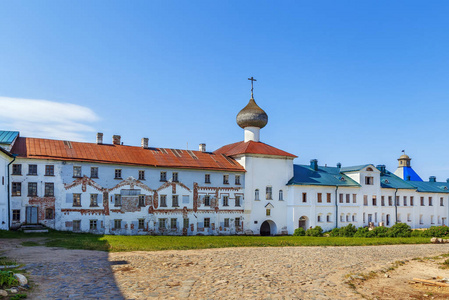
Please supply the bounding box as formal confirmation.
[365,176,374,185]
[366,167,374,171]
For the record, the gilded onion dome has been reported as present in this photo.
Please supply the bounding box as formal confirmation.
[236,98,268,129]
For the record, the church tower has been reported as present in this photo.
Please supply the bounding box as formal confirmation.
[394,152,423,181]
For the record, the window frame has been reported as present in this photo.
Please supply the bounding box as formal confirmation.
[12,164,21,175]
[160,195,167,207]
[12,182,21,196]
[90,194,98,207]
[90,167,99,178]
[160,171,167,182]
[28,182,38,197]
[205,174,211,184]
[73,193,81,207]
[73,166,82,178]
[45,165,55,176]
[138,170,145,180]
[114,169,122,179]
[44,182,54,197]
[28,164,37,176]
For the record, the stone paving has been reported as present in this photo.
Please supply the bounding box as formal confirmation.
[2,239,449,299]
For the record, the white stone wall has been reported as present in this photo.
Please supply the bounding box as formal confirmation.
[0,151,11,230]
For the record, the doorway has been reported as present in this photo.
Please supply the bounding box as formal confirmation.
[298,216,308,230]
[260,221,271,236]
[26,206,38,224]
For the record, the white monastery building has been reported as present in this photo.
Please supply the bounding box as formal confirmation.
[0,90,448,235]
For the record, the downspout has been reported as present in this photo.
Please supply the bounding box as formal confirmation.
[335,185,339,228]
[7,155,16,230]
[394,188,398,224]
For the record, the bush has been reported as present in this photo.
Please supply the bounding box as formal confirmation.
[411,230,423,237]
[373,226,389,237]
[0,271,18,288]
[339,224,357,237]
[354,227,369,237]
[387,223,411,237]
[305,226,323,237]
[293,227,306,236]
[328,228,340,237]
[423,226,449,238]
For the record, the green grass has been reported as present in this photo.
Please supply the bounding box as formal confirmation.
[0,229,432,252]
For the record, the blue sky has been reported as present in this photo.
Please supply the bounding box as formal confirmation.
[1,1,449,180]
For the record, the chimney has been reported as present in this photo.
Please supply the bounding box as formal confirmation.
[112,135,121,145]
[199,143,206,152]
[141,138,149,149]
[310,159,318,171]
[376,165,386,175]
[337,162,341,169]
[96,132,103,144]
[429,176,436,182]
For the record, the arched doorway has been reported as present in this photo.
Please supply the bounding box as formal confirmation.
[260,220,277,236]
[298,216,308,230]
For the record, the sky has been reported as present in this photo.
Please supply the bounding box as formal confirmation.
[1,1,449,180]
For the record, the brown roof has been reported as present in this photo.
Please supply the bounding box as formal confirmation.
[214,141,297,158]
[11,137,245,172]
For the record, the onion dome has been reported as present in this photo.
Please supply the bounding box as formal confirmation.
[236,98,268,129]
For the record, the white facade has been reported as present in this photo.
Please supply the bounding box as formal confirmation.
[0,149,12,230]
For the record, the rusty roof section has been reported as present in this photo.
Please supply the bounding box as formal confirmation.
[11,137,245,172]
[214,141,297,158]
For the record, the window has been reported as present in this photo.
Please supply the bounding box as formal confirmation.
[381,196,385,206]
[365,176,373,185]
[346,194,350,203]
[90,220,97,230]
[403,196,407,206]
[172,195,179,207]
[160,195,167,207]
[138,219,145,229]
[90,194,98,207]
[235,195,241,207]
[235,175,241,185]
[45,165,54,176]
[326,214,331,222]
[419,215,423,224]
[223,195,229,206]
[223,175,229,184]
[114,169,122,179]
[160,171,167,181]
[183,218,189,229]
[139,195,145,207]
[429,197,433,206]
[90,167,98,178]
[441,197,444,206]
[12,164,21,175]
[388,196,393,206]
[279,190,283,201]
[28,164,37,175]
[73,166,82,178]
[302,193,307,203]
[12,210,20,222]
[339,194,343,203]
[431,215,435,224]
[372,196,377,206]
[397,214,401,222]
[407,214,411,222]
[28,182,37,197]
[159,218,166,229]
[363,195,368,206]
[266,209,271,216]
[12,182,21,196]
[204,218,210,228]
[171,218,177,229]
[73,194,81,207]
[73,220,81,231]
[352,214,356,222]
[235,217,241,227]
[255,189,260,200]
[114,194,121,206]
[138,170,145,180]
[340,214,344,222]
[205,174,210,183]
[327,193,332,203]
[410,196,414,206]
[45,208,54,219]
[45,183,54,197]
[266,186,272,200]
[317,193,322,203]
[114,219,121,230]
[317,214,322,222]
[346,214,350,222]
[204,195,210,206]
[420,197,425,206]
[353,194,357,204]
[172,172,178,182]
[396,196,400,206]
[224,218,230,227]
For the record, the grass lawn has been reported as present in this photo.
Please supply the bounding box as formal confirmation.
[0,230,431,252]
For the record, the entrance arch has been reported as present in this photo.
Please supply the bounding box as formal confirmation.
[260,220,277,236]
[298,216,308,230]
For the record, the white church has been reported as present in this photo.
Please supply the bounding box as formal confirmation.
[0,89,447,235]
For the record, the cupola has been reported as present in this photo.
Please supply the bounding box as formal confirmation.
[398,153,411,167]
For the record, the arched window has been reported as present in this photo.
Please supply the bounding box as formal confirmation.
[366,167,373,171]
[340,214,344,222]
[346,214,350,222]
[266,186,272,200]
[279,190,283,201]
[317,214,323,223]
[352,214,356,222]
[255,189,259,200]
[326,213,331,222]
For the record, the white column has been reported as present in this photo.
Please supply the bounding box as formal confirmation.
[244,126,260,142]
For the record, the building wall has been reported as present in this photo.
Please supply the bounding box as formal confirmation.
[0,152,11,230]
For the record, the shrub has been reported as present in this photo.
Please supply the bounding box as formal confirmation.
[373,226,389,237]
[0,271,18,288]
[305,226,323,237]
[387,223,411,237]
[339,224,357,237]
[412,230,424,237]
[424,226,449,238]
[354,227,369,237]
[329,228,340,237]
[293,227,306,236]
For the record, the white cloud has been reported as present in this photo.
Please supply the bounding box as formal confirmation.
[0,97,100,142]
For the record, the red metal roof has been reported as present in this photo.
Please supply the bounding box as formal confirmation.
[214,141,297,158]
[11,137,245,172]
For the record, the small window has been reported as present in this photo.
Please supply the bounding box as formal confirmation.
[279,190,284,201]
[73,166,82,178]
[90,220,97,230]
[235,175,241,185]
[12,210,20,222]
[372,196,377,206]
[114,219,121,230]
[407,214,411,222]
[365,176,373,185]
[170,218,177,229]
[302,193,307,203]
[159,218,166,229]
[403,196,407,206]
[235,217,241,228]
[172,172,178,182]
[45,183,54,197]
[12,164,21,175]
[160,172,167,182]
[429,197,433,206]
[352,214,356,222]
[235,195,241,207]
[90,167,99,178]
[327,193,332,203]
[138,219,145,229]
[255,189,260,200]
[28,164,37,175]
[419,215,423,224]
[353,194,357,204]
[366,167,373,171]
[266,186,272,200]
[73,220,81,231]
[204,195,210,206]
[317,214,322,222]
[266,208,271,216]
[223,195,229,206]
[204,218,210,228]
[346,214,350,222]
[396,196,400,206]
[160,195,167,207]
[205,174,211,183]
[114,169,122,179]
[139,195,145,207]
[45,165,54,176]
[346,194,350,203]
[381,196,385,206]
[73,194,81,207]
[172,195,179,207]
[45,208,54,219]
[183,218,189,229]
[90,194,98,207]
[113,194,121,206]
[138,170,145,180]
[317,193,322,203]
[410,196,414,206]
[441,197,444,206]
[420,197,425,206]
[12,182,21,196]
[28,182,38,197]
[223,175,229,184]
[431,215,435,224]
[339,193,343,203]
[363,195,368,206]
[224,218,230,227]
[326,214,331,222]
